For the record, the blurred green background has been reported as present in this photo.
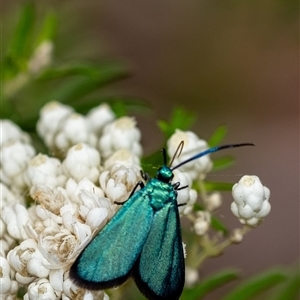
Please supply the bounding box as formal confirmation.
[2,1,299,299]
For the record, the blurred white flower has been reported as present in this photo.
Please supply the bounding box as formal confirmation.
[185,266,199,287]
[205,192,222,212]
[25,154,67,192]
[24,278,60,300]
[54,113,97,152]
[99,116,142,159]
[230,228,244,244]
[0,119,31,147]
[172,169,197,215]
[37,101,74,150]
[62,143,100,183]
[7,239,50,285]
[28,41,54,74]
[194,211,211,236]
[86,103,116,135]
[231,175,271,227]
[0,140,35,192]
[0,183,25,209]
[167,130,212,180]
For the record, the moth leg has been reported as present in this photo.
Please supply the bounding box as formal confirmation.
[172,182,188,207]
[173,182,188,191]
[140,170,150,182]
[114,181,145,205]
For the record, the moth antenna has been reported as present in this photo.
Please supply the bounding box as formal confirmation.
[171,143,254,171]
[169,141,184,167]
[161,148,168,166]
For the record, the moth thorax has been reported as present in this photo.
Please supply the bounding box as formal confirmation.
[156,166,174,183]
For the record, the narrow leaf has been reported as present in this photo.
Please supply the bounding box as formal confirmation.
[35,11,58,45]
[273,269,300,300]
[211,216,229,235]
[45,65,128,103]
[222,269,288,300]
[9,2,35,58]
[182,269,239,300]
[213,156,235,171]
[203,182,233,191]
[208,125,228,147]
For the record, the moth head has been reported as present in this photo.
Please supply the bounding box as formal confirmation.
[156,166,174,183]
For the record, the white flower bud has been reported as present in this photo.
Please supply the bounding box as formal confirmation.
[55,113,97,152]
[0,183,25,209]
[24,278,59,300]
[172,170,197,215]
[99,116,142,159]
[0,119,31,146]
[25,154,67,190]
[100,163,142,204]
[49,268,64,293]
[2,204,31,240]
[37,101,74,150]
[63,143,100,183]
[30,186,70,216]
[104,149,140,171]
[28,41,53,74]
[206,192,222,211]
[230,228,244,244]
[7,239,50,284]
[86,103,116,135]
[0,240,10,256]
[0,256,16,295]
[65,177,104,204]
[0,141,35,191]
[79,190,113,225]
[231,175,271,227]
[86,207,109,231]
[185,266,199,287]
[167,130,212,180]
[62,277,109,300]
[194,211,211,236]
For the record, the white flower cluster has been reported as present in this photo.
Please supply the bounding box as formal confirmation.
[0,102,143,300]
[231,175,271,227]
[0,101,270,299]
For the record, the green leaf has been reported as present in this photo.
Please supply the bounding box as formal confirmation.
[203,181,233,191]
[211,216,229,235]
[208,125,228,147]
[3,2,35,79]
[8,2,35,59]
[181,269,239,300]
[35,11,58,45]
[44,64,128,103]
[157,120,171,137]
[273,269,300,300]
[71,96,150,117]
[213,155,235,171]
[141,151,164,177]
[37,62,127,81]
[157,106,197,138]
[222,269,288,300]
